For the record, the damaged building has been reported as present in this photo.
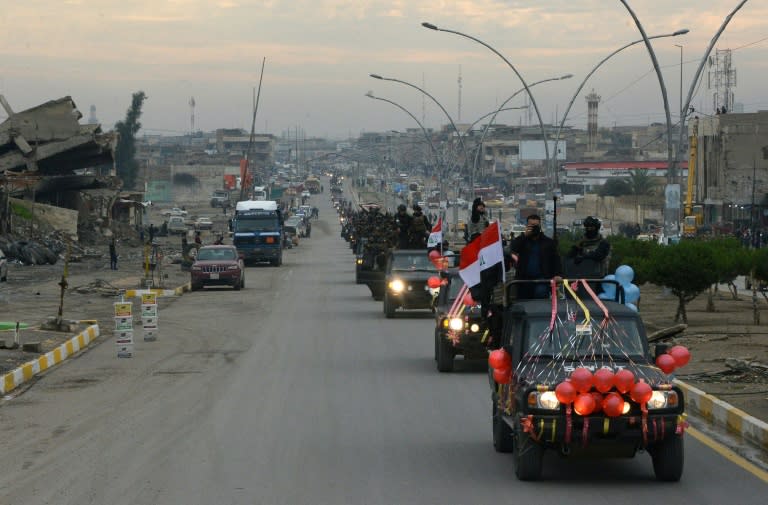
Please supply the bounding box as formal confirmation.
[0,95,141,246]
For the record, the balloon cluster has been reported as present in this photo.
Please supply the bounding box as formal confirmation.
[488,349,512,384]
[600,264,640,311]
[554,367,653,417]
[655,345,691,374]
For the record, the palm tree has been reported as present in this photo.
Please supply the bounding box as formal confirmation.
[627,169,656,196]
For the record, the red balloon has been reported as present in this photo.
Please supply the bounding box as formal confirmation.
[493,367,511,384]
[590,392,604,413]
[570,367,594,394]
[488,349,511,370]
[669,345,691,367]
[427,276,442,289]
[613,369,636,394]
[462,292,475,306]
[555,381,577,405]
[594,368,615,393]
[574,393,596,416]
[655,353,677,375]
[602,392,624,417]
[428,250,441,260]
[630,380,653,404]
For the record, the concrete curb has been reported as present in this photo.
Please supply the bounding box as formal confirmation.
[1,324,100,395]
[676,379,768,451]
[124,284,190,298]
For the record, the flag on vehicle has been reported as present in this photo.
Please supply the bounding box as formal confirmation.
[459,221,505,305]
[427,217,443,248]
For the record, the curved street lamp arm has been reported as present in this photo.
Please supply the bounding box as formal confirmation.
[618,1,675,180]
[673,0,750,175]
[553,30,688,185]
[423,23,551,188]
[365,93,441,166]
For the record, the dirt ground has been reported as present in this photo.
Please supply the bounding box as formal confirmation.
[2,195,768,426]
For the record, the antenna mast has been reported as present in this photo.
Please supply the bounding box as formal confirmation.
[457,65,462,122]
[189,96,195,135]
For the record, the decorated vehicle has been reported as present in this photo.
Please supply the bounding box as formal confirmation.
[488,278,688,482]
[382,250,440,318]
[190,245,245,291]
[433,270,490,372]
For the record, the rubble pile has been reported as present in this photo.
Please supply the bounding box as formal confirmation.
[0,232,103,265]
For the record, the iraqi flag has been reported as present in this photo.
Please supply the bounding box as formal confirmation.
[427,217,443,248]
[459,221,505,305]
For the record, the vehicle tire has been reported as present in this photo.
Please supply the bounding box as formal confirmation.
[383,293,395,318]
[272,255,282,267]
[436,332,454,372]
[651,435,684,482]
[492,401,514,453]
[514,424,544,481]
[240,277,245,289]
[434,329,439,361]
[233,279,241,291]
[190,282,202,292]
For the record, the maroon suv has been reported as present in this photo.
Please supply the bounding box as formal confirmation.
[190,245,245,291]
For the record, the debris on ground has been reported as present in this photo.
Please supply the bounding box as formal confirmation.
[70,279,123,297]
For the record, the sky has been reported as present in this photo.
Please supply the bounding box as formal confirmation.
[1,1,766,139]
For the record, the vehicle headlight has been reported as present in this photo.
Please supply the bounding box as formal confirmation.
[449,317,464,331]
[226,265,239,270]
[356,258,363,265]
[647,390,679,410]
[528,391,560,410]
[191,266,202,271]
[469,323,480,333]
[389,279,405,293]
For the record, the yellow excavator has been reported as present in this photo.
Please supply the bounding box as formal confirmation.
[683,119,703,238]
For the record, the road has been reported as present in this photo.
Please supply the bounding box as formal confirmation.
[0,185,766,505]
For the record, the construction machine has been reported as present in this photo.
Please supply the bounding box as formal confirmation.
[683,119,703,238]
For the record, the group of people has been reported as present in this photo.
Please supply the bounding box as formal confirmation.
[394,203,432,249]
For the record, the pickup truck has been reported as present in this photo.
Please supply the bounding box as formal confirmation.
[210,190,231,208]
[167,215,188,235]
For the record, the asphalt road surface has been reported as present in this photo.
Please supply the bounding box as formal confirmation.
[0,187,766,505]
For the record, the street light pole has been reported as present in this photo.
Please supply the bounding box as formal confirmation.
[422,22,553,190]
[370,73,469,200]
[552,29,688,189]
[674,44,683,121]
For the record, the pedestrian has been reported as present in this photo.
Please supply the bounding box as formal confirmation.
[214,234,224,245]
[109,237,118,270]
[508,214,562,299]
[194,231,203,247]
[148,223,156,244]
[467,198,489,242]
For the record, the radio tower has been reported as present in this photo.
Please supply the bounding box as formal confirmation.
[189,96,196,135]
[457,65,462,122]
[707,49,737,113]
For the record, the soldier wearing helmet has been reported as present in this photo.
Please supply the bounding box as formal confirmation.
[394,203,412,249]
[568,216,611,277]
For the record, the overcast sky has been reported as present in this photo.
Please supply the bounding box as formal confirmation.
[1,1,765,139]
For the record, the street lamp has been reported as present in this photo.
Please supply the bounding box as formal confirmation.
[552,29,688,188]
[369,73,469,202]
[365,91,442,178]
[674,44,683,120]
[468,75,573,197]
[422,22,553,190]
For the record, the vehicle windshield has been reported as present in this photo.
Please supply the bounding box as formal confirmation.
[235,216,279,232]
[523,317,645,359]
[391,253,436,272]
[197,248,237,261]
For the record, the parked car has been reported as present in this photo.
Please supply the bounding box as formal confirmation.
[195,216,214,230]
[190,245,244,291]
[0,249,7,282]
[162,207,188,217]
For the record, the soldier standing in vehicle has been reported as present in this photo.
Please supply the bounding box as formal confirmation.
[467,198,489,242]
[567,216,611,277]
[394,204,412,249]
[407,204,431,249]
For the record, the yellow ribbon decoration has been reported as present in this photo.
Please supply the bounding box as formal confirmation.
[563,279,591,326]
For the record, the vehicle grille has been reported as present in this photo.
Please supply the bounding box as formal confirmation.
[202,265,228,273]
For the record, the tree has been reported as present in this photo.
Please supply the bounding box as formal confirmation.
[627,169,656,196]
[597,178,630,197]
[114,91,147,190]
[644,240,719,323]
[706,238,751,309]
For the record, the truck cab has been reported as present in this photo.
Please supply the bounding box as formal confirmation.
[231,200,283,266]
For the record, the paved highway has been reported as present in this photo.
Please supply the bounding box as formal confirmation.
[0,186,765,504]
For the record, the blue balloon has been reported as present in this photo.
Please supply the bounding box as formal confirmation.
[615,265,635,286]
[625,303,638,312]
[601,274,617,299]
[624,283,641,304]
